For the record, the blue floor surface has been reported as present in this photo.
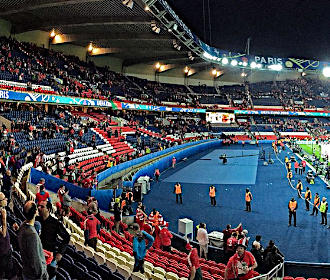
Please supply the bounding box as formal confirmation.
[142,144,330,263]
[163,149,259,184]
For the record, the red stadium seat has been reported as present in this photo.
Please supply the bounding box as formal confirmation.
[283,277,294,280]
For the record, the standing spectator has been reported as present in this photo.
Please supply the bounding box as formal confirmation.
[113,202,122,233]
[263,246,284,273]
[84,208,101,250]
[186,242,203,280]
[294,161,299,173]
[135,202,147,230]
[172,156,176,168]
[196,223,209,260]
[18,201,49,280]
[0,192,16,279]
[57,185,65,205]
[36,200,70,279]
[320,197,328,226]
[250,242,264,274]
[2,169,13,202]
[159,224,173,252]
[154,168,160,182]
[225,232,238,261]
[36,185,51,205]
[133,230,154,273]
[36,178,46,193]
[62,187,72,211]
[301,159,306,173]
[224,239,258,280]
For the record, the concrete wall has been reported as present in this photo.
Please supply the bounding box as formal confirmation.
[51,43,87,62]
[90,55,123,73]
[0,19,11,37]
[13,30,49,48]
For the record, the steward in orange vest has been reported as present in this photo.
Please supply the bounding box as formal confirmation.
[173,182,183,204]
[311,192,320,216]
[296,180,303,198]
[245,188,252,212]
[209,185,216,206]
[287,170,293,181]
[288,198,297,227]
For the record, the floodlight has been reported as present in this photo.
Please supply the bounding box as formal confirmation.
[212,69,217,75]
[122,0,134,9]
[88,43,93,52]
[184,67,189,73]
[144,6,150,11]
[250,62,257,69]
[268,64,282,71]
[231,59,238,66]
[151,21,161,34]
[50,29,56,38]
[222,58,228,65]
[155,62,161,69]
[160,65,165,71]
[323,67,330,78]
[242,61,248,67]
[257,64,262,69]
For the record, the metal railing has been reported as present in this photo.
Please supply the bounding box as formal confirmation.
[250,262,285,280]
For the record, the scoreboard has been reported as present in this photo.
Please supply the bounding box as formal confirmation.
[206,112,235,124]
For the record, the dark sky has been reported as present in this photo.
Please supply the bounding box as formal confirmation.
[166,0,330,61]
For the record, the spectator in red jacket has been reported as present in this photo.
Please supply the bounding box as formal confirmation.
[35,185,51,205]
[225,238,258,280]
[159,225,173,252]
[84,208,101,250]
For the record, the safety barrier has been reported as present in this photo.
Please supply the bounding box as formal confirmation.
[123,140,222,187]
[97,139,214,184]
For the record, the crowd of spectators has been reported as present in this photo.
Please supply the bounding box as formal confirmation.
[1,36,330,111]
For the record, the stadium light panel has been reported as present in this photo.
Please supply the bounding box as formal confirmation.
[323,67,330,78]
[231,59,238,66]
[88,43,93,52]
[50,29,56,38]
[242,61,248,67]
[268,64,283,71]
[155,62,161,69]
[212,69,217,76]
[184,66,189,73]
[159,65,165,71]
[250,62,257,68]
[144,5,150,11]
[122,0,134,9]
[222,58,229,65]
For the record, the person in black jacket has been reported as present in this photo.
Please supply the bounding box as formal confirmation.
[36,200,70,279]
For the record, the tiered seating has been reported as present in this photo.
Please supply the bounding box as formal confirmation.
[93,128,135,157]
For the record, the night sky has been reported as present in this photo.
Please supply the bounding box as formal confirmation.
[166,0,330,61]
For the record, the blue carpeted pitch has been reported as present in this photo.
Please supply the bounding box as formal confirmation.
[163,149,259,184]
[142,144,330,263]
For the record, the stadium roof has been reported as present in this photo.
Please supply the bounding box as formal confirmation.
[0,0,204,67]
[0,0,328,82]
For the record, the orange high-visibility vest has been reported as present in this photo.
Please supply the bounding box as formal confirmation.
[209,187,216,197]
[175,184,182,194]
[296,182,303,190]
[314,196,320,207]
[245,192,252,202]
[305,190,311,200]
[289,200,297,211]
[287,171,292,179]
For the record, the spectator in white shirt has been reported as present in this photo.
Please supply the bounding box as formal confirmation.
[196,223,209,260]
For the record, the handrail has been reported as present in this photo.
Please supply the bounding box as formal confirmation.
[249,262,284,280]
